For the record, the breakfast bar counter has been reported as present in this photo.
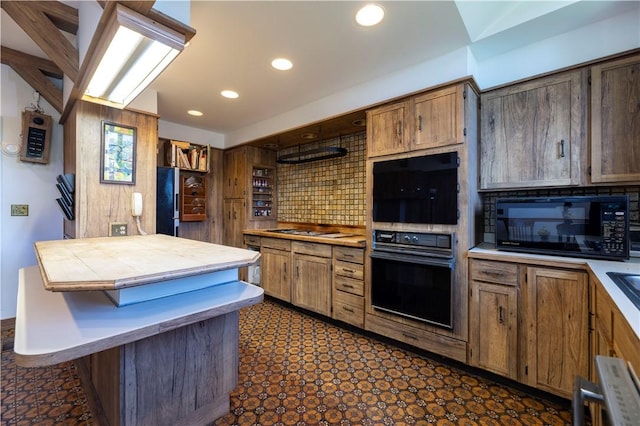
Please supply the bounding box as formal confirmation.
[15,234,264,426]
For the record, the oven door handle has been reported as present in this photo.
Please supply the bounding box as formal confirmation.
[370,250,454,268]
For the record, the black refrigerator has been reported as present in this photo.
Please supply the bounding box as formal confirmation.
[156,167,180,236]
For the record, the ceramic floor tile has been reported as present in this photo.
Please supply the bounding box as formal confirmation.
[1,299,574,425]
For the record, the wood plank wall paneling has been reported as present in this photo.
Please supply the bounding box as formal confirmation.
[66,101,157,238]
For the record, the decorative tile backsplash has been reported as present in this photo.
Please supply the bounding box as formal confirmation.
[480,186,640,244]
[277,132,366,226]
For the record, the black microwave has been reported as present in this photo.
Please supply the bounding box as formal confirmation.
[496,195,629,260]
[372,152,458,225]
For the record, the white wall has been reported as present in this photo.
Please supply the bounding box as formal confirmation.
[474,8,640,89]
[159,120,225,149]
[225,8,639,148]
[1,65,64,319]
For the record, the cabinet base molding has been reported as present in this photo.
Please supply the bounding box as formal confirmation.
[365,313,467,363]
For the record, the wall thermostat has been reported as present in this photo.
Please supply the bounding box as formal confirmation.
[20,110,52,164]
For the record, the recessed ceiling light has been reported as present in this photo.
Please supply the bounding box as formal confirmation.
[356,4,384,27]
[221,90,239,99]
[187,109,203,116]
[272,58,293,71]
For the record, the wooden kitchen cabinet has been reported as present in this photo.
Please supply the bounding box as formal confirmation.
[367,101,409,157]
[367,82,474,158]
[332,246,365,328]
[260,238,291,302]
[468,256,590,399]
[590,53,640,183]
[223,199,245,248]
[223,146,276,247]
[589,273,640,425]
[523,267,589,399]
[480,69,587,189]
[223,148,246,199]
[468,259,519,380]
[412,83,466,150]
[292,242,332,316]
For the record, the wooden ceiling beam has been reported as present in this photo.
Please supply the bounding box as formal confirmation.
[1,1,79,82]
[1,46,63,114]
[97,1,156,16]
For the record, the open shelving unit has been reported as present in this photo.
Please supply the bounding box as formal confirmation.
[252,167,274,218]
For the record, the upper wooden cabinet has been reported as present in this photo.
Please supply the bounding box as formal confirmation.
[480,70,587,189]
[367,101,409,157]
[223,148,247,199]
[413,84,466,150]
[590,54,640,183]
[367,82,473,157]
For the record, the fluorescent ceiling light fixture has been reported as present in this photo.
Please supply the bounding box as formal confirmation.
[187,110,203,116]
[221,90,239,99]
[272,58,293,71]
[356,4,384,27]
[83,4,186,108]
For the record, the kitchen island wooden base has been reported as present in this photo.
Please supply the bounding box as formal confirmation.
[15,265,263,426]
[75,311,238,426]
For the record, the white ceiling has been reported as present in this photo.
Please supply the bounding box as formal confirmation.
[2,1,638,137]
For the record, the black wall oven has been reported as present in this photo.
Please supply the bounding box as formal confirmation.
[370,230,454,329]
[372,152,458,225]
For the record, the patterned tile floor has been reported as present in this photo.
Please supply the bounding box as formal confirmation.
[2,298,573,425]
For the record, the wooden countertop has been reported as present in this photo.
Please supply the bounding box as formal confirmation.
[14,265,264,367]
[469,247,640,339]
[243,229,366,248]
[35,234,260,291]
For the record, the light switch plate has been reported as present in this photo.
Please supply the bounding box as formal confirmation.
[11,204,29,216]
[110,223,128,237]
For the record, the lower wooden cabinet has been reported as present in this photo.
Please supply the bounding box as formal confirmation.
[292,242,332,316]
[332,246,365,328]
[524,267,588,398]
[260,238,291,302]
[589,273,640,425]
[468,258,589,399]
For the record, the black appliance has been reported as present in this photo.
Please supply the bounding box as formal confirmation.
[372,152,458,225]
[370,230,454,329]
[156,167,180,236]
[496,195,629,260]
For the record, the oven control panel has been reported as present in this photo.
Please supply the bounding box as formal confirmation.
[374,230,453,250]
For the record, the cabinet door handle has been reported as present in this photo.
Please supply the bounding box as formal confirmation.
[499,306,504,324]
[342,306,354,313]
[343,268,355,274]
[296,265,299,279]
[397,121,403,140]
[401,332,418,341]
[484,270,504,278]
[560,139,565,158]
[342,283,354,288]
[284,262,287,274]
[418,115,423,132]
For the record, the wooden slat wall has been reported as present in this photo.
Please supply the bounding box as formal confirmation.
[65,101,157,238]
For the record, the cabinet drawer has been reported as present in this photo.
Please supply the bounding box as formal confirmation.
[244,235,261,246]
[292,241,331,258]
[470,259,518,285]
[365,313,467,362]
[334,260,364,280]
[334,275,364,296]
[333,246,364,264]
[261,237,291,251]
[333,291,364,328]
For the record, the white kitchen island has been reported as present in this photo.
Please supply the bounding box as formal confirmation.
[15,234,263,426]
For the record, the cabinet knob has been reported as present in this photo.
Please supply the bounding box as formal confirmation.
[560,139,565,158]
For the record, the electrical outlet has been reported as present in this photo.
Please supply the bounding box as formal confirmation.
[110,223,128,237]
[11,204,29,216]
